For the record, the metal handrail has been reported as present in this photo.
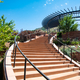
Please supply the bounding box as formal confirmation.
[13,32,50,80]
[49,34,80,63]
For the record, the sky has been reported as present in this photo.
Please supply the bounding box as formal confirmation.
[0,0,80,32]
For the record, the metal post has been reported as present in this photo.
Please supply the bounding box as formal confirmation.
[24,58,27,80]
[26,36,27,41]
[12,42,15,58]
[59,15,60,32]
[63,44,65,53]
[30,34,31,41]
[53,37,54,47]
[47,23,49,34]
[63,44,65,58]
[13,45,17,67]
[71,48,72,63]
[53,37,54,42]
[16,36,18,45]
[48,34,50,43]
[58,41,59,53]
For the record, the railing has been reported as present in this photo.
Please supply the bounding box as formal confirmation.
[48,34,80,63]
[13,32,50,80]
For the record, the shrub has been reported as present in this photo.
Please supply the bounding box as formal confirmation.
[71,41,75,45]
[57,32,62,38]
[71,41,79,45]
[0,15,15,51]
[53,40,59,45]
[75,41,79,45]
[60,47,71,57]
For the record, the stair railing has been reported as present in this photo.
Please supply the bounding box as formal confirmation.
[48,33,80,63]
[13,32,50,80]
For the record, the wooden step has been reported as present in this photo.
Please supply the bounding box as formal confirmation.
[65,76,80,80]
[13,63,76,72]
[14,69,80,80]
[12,55,62,58]
[12,61,70,66]
[11,58,66,62]
[12,52,60,55]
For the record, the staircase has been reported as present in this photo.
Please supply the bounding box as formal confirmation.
[11,36,80,80]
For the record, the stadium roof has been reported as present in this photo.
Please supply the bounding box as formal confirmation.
[42,6,80,29]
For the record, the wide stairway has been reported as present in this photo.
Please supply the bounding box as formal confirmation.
[11,36,80,80]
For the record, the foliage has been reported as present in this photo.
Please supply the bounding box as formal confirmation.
[60,47,76,58]
[59,15,78,33]
[61,47,71,57]
[8,35,20,46]
[54,38,80,45]
[0,0,4,3]
[63,39,71,45]
[57,32,62,38]
[53,40,59,45]
[71,41,79,45]
[0,15,15,51]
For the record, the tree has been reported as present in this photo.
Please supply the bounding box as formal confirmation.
[0,15,15,51]
[0,0,3,3]
[59,15,78,33]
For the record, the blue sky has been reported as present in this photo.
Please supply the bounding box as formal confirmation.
[0,0,80,32]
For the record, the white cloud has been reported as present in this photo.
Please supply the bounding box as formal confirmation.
[44,0,54,6]
[65,3,67,5]
[49,3,51,4]
[44,4,46,6]
[61,4,63,6]
[46,1,48,4]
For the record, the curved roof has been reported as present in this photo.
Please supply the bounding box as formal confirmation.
[42,6,80,29]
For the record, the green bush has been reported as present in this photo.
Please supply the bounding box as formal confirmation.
[53,40,59,45]
[75,41,79,45]
[0,15,15,51]
[61,48,71,57]
[57,32,62,38]
[71,41,79,45]
[8,35,20,46]
[71,41,75,45]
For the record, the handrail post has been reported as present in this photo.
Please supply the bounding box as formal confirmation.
[17,36,18,44]
[63,44,65,57]
[58,41,59,53]
[53,37,54,47]
[30,34,31,41]
[48,34,50,43]
[12,42,15,58]
[13,44,17,67]
[71,48,72,63]
[24,58,27,80]
[26,35,27,41]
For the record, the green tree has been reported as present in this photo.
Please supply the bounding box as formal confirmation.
[0,0,3,3]
[59,15,78,33]
[0,15,15,51]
